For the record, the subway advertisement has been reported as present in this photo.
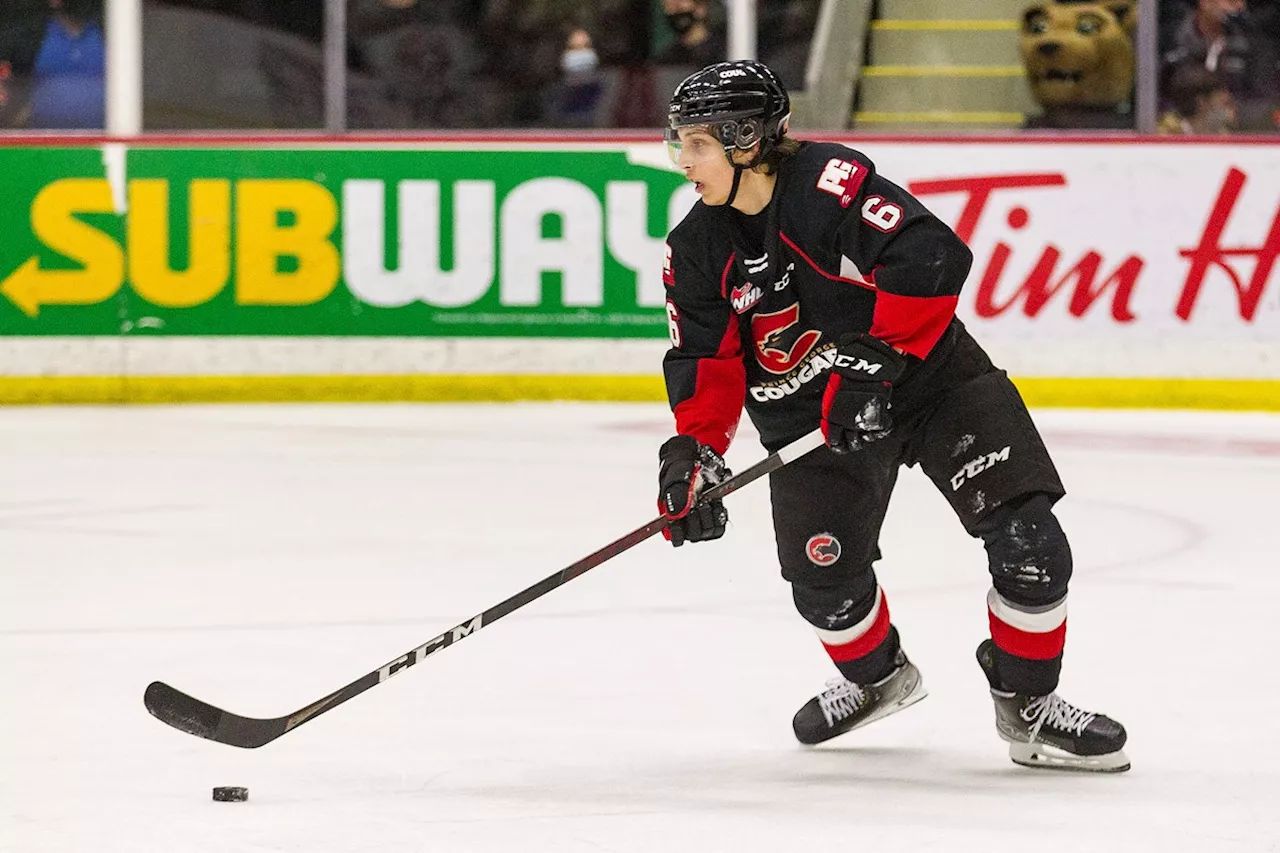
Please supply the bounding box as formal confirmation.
[0,144,690,338]
[0,138,1276,405]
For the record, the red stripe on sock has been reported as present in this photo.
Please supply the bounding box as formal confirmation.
[821,592,892,663]
[989,610,1067,660]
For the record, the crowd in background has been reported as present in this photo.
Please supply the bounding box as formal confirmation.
[1159,0,1280,132]
[0,0,105,128]
[0,0,1277,133]
[339,0,820,130]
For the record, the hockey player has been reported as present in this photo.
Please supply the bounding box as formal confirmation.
[655,60,1129,772]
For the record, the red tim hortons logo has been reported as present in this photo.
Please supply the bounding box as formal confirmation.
[806,533,841,566]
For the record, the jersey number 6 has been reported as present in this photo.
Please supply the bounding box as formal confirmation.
[861,195,903,232]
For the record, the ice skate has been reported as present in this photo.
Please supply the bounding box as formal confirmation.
[792,650,927,745]
[976,640,1129,772]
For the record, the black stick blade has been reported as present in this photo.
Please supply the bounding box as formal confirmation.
[144,681,285,749]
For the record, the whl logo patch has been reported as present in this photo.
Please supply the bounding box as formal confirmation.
[730,282,764,313]
[816,158,867,209]
[806,533,841,566]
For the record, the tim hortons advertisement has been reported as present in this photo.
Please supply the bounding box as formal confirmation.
[0,140,1275,355]
[850,141,1278,348]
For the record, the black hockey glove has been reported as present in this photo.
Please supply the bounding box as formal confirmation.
[821,333,907,454]
[657,435,730,547]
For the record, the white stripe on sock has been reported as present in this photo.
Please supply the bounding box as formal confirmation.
[813,587,885,645]
[987,587,1066,633]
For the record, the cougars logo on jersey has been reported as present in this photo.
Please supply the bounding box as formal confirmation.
[751,304,821,375]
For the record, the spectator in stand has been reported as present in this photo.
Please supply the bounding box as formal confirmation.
[546,25,609,126]
[27,0,104,129]
[1159,62,1238,131]
[561,25,600,76]
[1162,0,1280,131]
[653,0,725,67]
[480,0,587,125]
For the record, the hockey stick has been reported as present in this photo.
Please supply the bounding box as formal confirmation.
[144,429,825,749]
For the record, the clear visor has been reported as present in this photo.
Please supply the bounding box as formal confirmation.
[665,124,729,167]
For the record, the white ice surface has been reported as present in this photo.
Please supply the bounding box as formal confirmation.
[2,403,1278,853]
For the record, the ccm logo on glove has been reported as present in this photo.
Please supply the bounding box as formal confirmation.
[821,334,907,454]
[832,352,888,375]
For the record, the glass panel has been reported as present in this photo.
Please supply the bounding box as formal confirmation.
[555,0,660,128]
[758,0,821,93]
[1157,0,1280,134]
[646,0,820,129]
[651,0,727,70]
[346,0,665,130]
[643,0,726,130]
[550,0,655,128]
[142,0,325,130]
[0,0,106,130]
[342,0,824,131]
[1018,1,1137,131]
[852,0,1140,133]
[345,0,501,129]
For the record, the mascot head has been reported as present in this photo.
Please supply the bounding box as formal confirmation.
[1021,0,1136,109]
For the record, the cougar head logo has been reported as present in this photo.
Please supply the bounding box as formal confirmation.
[806,533,841,567]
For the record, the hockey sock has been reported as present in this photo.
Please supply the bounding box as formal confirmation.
[809,586,900,685]
[986,588,1066,695]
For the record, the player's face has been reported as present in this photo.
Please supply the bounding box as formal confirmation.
[670,126,736,205]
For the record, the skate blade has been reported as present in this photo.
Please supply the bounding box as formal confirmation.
[1008,741,1130,773]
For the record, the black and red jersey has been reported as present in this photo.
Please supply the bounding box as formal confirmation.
[662,140,975,453]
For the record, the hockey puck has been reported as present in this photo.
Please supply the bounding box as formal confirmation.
[212,786,248,802]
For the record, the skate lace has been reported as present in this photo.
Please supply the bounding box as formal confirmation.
[817,678,866,727]
[1021,693,1096,741]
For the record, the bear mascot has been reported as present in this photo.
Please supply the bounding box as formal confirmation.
[1021,0,1137,129]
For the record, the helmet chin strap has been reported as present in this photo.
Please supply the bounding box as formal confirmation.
[725,164,746,207]
[723,142,767,207]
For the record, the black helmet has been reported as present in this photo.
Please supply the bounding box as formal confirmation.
[666,60,791,162]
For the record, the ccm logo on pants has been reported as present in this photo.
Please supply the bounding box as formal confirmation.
[951,446,1011,491]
